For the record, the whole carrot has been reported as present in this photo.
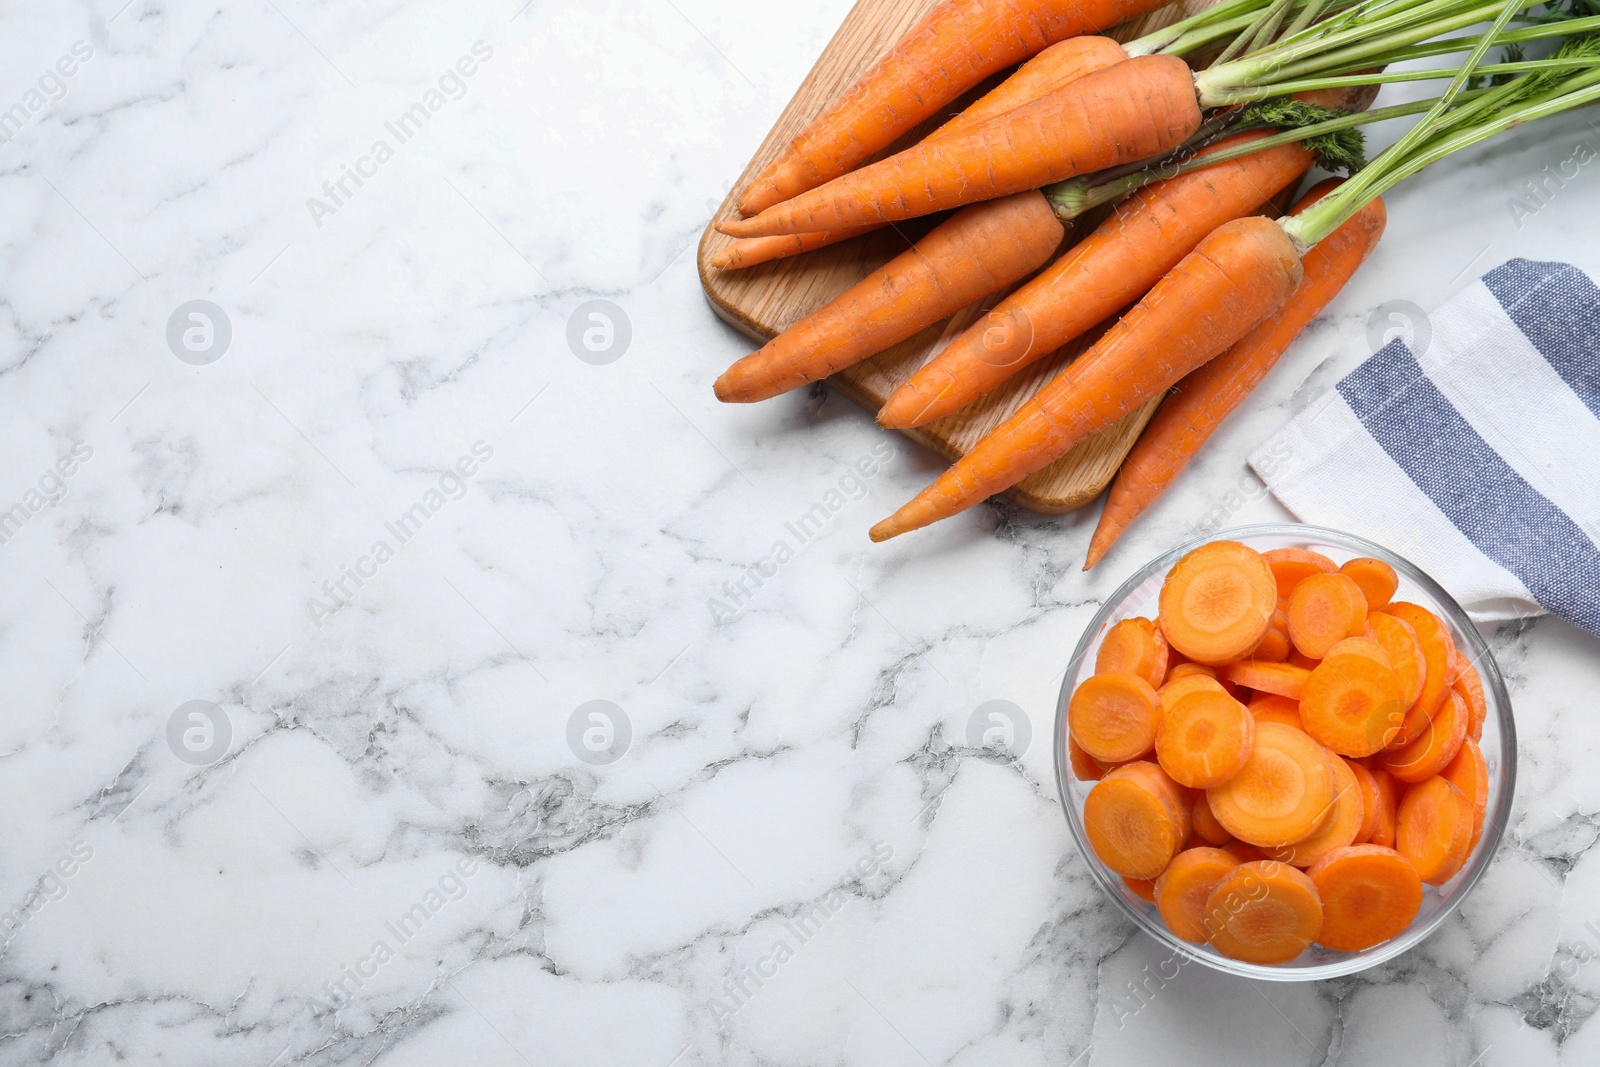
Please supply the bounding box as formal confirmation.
[869,214,1304,541]
[736,0,1167,217]
[1083,181,1387,568]
[722,55,1202,239]
[712,37,1128,271]
[714,192,1063,403]
[876,130,1315,429]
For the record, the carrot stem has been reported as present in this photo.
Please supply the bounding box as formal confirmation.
[1227,55,1600,98]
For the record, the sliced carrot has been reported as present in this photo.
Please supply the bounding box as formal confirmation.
[1396,775,1472,885]
[1096,617,1170,689]
[1084,761,1188,878]
[1069,672,1162,763]
[1381,603,1453,746]
[1221,839,1266,863]
[1191,791,1233,845]
[1157,688,1255,788]
[1308,844,1423,952]
[1298,647,1406,757]
[1288,649,1321,671]
[1367,767,1400,848]
[1378,690,1467,783]
[1346,759,1383,844]
[1262,548,1337,600]
[1248,695,1304,730]
[1224,660,1311,701]
[1452,654,1488,743]
[1203,861,1323,964]
[1124,875,1158,902]
[1364,612,1426,708]
[1287,572,1369,659]
[1442,737,1489,850]
[1166,662,1219,684]
[1114,760,1193,840]
[1252,606,1291,662]
[1340,557,1399,612]
[1207,722,1336,847]
[1322,636,1392,669]
[1156,541,1278,665]
[1159,671,1228,713]
[1069,736,1106,781]
[1155,847,1242,942]
[1264,755,1364,868]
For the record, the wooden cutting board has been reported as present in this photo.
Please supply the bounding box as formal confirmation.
[698,0,1212,513]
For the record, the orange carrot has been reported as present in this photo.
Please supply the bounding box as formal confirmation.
[714,192,1063,402]
[1367,767,1400,849]
[1298,644,1405,757]
[1084,761,1189,878]
[1156,541,1279,665]
[724,55,1202,238]
[1452,655,1489,743]
[1156,847,1242,942]
[1376,690,1467,783]
[1395,775,1471,885]
[1340,557,1399,611]
[1191,791,1234,845]
[1080,188,1387,565]
[736,3,1161,216]
[1069,671,1163,763]
[869,214,1305,541]
[1381,603,1453,746]
[1225,660,1312,700]
[1346,759,1383,843]
[1156,688,1256,788]
[1095,617,1170,688]
[1159,671,1228,712]
[1308,844,1422,951]
[712,37,1129,270]
[1364,612,1426,708]
[1124,875,1158,902]
[1207,722,1336,848]
[1287,572,1369,659]
[1248,694,1303,730]
[878,132,1316,430]
[1069,736,1106,781]
[1263,548,1338,599]
[1442,737,1489,849]
[1204,861,1323,964]
[1263,754,1364,868]
[1252,605,1292,662]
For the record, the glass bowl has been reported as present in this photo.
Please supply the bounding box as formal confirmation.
[1053,523,1515,980]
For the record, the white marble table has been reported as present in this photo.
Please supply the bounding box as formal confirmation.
[2,2,1598,1064]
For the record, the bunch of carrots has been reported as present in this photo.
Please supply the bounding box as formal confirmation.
[710,0,1600,562]
[1070,539,1488,962]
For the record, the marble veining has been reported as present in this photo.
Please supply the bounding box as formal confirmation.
[0,1,1598,1064]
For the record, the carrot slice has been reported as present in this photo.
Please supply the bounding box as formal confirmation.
[1298,647,1407,757]
[1252,606,1292,662]
[1225,660,1312,700]
[1248,695,1304,730]
[1157,688,1255,788]
[1288,649,1321,671]
[1157,541,1278,664]
[1340,557,1399,612]
[1221,839,1266,863]
[1096,617,1170,689]
[1367,767,1400,848]
[1381,603,1453,745]
[1364,612,1426,708]
[1452,654,1488,743]
[1207,722,1336,847]
[1287,573,1369,659]
[1308,844,1422,951]
[1191,791,1233,845]
[1347,759,1383,843]
[1203,861,1323,964]
[1159,672,1228,714]
[1069,672,1162,763]
[1084,761,1188,878]
[1166,662,1218,684]
[1124,875,1158,902]
[1155,847,1241,942]
[1262,548,1337,600]
[1323,636,1391,668]
[1442,737,1489,850]
[1263,754,1364,867]
[1395,775,1472,885]
[1113,760,1193,838]
[1069,737,1106,781]
[1377,690,1467,783]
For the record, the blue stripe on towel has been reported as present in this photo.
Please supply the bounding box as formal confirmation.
[1483,258,1600,420]
[1339,340,1600,635]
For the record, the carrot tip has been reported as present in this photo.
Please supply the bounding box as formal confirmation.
[868,519,898,543]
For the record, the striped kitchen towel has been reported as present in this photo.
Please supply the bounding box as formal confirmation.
[1250,258,1600,637]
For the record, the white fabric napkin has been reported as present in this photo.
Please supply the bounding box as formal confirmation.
[1250,258,1600,636]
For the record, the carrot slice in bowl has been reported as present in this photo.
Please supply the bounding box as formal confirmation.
[1248,694,1304,730]
[1452,654,1489,743]
[1225,660,1312,700]
[1377,690,1467,783]
[1084,761,1188,879]
[1395,775,1472,885]
[1069,672,1162,763]
[1346,759,1383,843]
[1158,541,1279,665]
[1299,647,1407,757]
[1191,791,1233,845]
[1207,722,1336,847]
[1157,688,1255,788]
[1339,557,1399,612]
[1263,754,1364,867]
[1364,612,1426,708]
[1204,860,1324,964]
[1367,767,1400,848]
[1069,737,1107,782]
[1442,737,1490,849]
[1155,847,1241,942]
[1096,617,1170,689]
[1287,572,1369,659]
[1381,602,1454,745]
[1261,548,1337,600]
[1308,844,1422,951]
